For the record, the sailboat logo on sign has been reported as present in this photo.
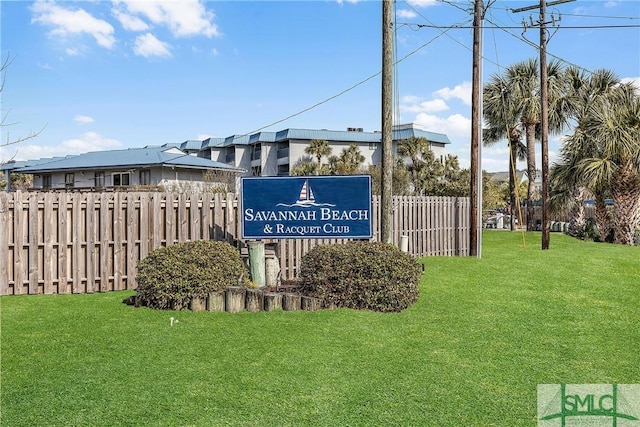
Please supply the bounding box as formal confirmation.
[276,179,335,208]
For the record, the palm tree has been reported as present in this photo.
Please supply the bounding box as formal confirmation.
[368,161,410,196]
[290,158,318,176]
[397,136,430,194]
[484,59,570,231]
[416,149,444,195]
[304,139,332,175]
[507,59,540,230]
[576,82,640,245]
[553,68,629,241]
[557,69,640,245]
[437,154,468,197]
[328,144,365,175]
[550,159,589,238]
[483,71,526,230]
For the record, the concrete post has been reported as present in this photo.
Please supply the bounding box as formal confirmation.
[247,241,266,288]
[400,235,409,252]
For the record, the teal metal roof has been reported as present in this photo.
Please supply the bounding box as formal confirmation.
[15,146,242,173]
[272,127,450,145]
[393,128,450,144]
[1,157,71,171]
[202,137,226,148]
[223,134,250,147]
[179,140,204,151]
[275,128,375,143]
[248,131,277,144]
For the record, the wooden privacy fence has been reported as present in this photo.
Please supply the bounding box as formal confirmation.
[521,205,598,229]
[0,192,469,296]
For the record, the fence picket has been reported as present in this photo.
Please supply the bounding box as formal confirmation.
[58,193,69,294]
[43,194,55,294]
[28,195,39,294]
[0,193,9,294]
[126,193,138,290]
[13,192,25,294]
[1,191,473,295]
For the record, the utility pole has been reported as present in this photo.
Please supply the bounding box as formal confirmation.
[512,0,574,250]
[539,0,550,250]
[381,0,393,244]
[470,0,484,257]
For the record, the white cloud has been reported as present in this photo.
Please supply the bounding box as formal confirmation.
[31,0,116,49]
[400,82,472,120]
[396,9,417,19]
[10,132,123,161]
[113,0,219,38]
[401,97,449,114]
[407,0,439,7]
[62,132,122,152]
[112,9,150,32]
[74,115,95,124]
[133,33,172,58]
[413,112,471,139]
[434,81,472,106]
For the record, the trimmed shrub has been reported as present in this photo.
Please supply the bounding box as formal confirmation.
[136,240,249,309]
[298,242,422,312]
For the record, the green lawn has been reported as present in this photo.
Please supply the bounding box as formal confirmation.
[1,232,638,426]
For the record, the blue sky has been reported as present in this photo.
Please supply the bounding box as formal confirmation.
[1,0,639,172]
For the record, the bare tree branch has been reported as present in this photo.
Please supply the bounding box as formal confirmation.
[1,53,45,150]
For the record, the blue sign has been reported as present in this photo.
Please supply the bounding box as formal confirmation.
[241,176,372,239]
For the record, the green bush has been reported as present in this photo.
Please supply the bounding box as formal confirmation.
[298,242,422,312]
[136,240,249,309]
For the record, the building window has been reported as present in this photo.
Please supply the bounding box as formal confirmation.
[139,169,151,186]
[113,172,130,187]
[251,166,262,176]
[42,174,52,189]
[65,173,74,189]
[277,144,289,159]
[225,149,235,164]
[277,164,289,176]
[251,145,262,161]
[95,172,105,188]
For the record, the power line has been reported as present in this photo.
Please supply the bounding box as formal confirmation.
[487,1,640,20]
[540,12,640,20]
[244,1,637,137]
[243,73,380,136]
[400,23,640,29]
[243,27,452,137]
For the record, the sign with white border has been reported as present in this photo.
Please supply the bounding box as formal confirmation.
[241,176,372,239]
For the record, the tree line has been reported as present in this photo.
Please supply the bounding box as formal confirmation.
[292,137,507,212]
[296,58,639,246]
[484,58,639,245]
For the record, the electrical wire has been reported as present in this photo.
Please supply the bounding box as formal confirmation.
[403,23,640,29]
[393,0,401,130]
[242,24,454,137]
[243,1,637,138]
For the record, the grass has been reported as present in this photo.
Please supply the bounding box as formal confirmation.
[1,231,639,426]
